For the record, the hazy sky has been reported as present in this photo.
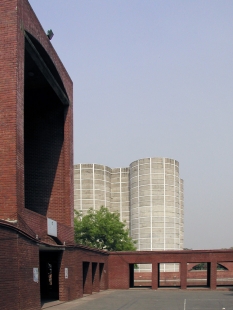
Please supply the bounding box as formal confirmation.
[29,0,233,250]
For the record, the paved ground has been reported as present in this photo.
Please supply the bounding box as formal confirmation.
[42,289,233,310]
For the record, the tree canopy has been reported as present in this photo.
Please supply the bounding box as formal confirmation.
[74,206,136,251]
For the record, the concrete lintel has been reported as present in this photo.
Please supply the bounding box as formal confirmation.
[39,244,65,252]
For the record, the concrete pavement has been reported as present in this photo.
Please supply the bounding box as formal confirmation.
[42,289,233,310]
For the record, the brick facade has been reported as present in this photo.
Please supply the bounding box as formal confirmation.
[0,222,109,310]
[0,225,41,310]
[0,1,233,310]
[0,0,73,243]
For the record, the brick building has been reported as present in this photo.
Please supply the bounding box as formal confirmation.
[0,1,108,309]
[0,1,233,310]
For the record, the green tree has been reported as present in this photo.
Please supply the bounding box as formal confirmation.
[74,206,136,251]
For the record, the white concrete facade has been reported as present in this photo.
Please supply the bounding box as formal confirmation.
[74,158,184,271]
[73,164,130,227]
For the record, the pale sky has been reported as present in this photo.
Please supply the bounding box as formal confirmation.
[29,0,233,250]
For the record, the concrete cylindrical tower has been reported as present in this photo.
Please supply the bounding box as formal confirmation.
[74,157,184,272]
[129,157,183,271]
[179,179,184,249]
[111,168,130,228]
[74,164,111,214]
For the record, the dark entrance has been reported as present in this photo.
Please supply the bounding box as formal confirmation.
[129,264,134,288]
[83,262,90,294]
[40,250,62,301]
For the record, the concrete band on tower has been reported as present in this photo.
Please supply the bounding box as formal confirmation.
[74,157,184,271]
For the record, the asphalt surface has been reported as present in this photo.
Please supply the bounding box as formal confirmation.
[42,289,233,310]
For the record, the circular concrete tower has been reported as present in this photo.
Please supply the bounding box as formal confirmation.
[179,178,184,249]
[74,164,111,214]
[129,157,184,271]
[111,167,130,228]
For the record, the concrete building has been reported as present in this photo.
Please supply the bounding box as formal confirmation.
[74,164,130,227]
[74,158,184,271]
[74,164,112,214]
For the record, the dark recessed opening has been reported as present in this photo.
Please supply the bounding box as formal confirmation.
[24,32,69,216]
[40,251,62,303]
[83,262,90,293]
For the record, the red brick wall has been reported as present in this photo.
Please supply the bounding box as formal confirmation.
[0,226,20,310]
[134,271,152,286]
[0,0,74,241]
[58,247,108,301]
[59,249,82,301]
[108,250,233,289]
[23,0,73,226]
[134,269,233,287]
[21,208,74,244]
[19,0,74,230]
[0,226,41,310]
[108,254,129,289]
[18,234,41,309]
[1,221,233,310]
[0,0,18,220]
[0,224,109,307]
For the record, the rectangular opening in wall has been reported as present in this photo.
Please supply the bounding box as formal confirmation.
[83,262,90,293]
[187,262,208,287]
[158,263,180,287]
[40,250,62,303]
[99,263,105,290]
[92,263,97,284]
[24,32,68,216]
[92,262,99,293]
[217,262,233,287]
[133,263,152,288]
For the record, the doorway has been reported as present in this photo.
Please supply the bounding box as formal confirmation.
[40,251,62,302]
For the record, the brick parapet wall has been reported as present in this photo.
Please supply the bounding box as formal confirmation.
[134,270,233,287]
[108,250,233,289]
[21,208,74,244]
[59,248,108,300]
[108,254,130,289]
